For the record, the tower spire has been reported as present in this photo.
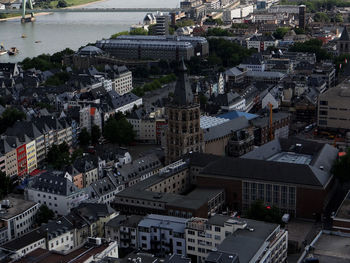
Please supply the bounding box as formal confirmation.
[172,60,194,106]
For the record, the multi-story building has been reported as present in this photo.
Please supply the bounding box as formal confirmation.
[0,195,39,245]
[166,61,204,163]
[247,35,278,52]
[79,105,102,133]
[186,215,288,263]
[110,65,133,95]
[103,35,209,56]
[113,159,225,218]
[152,13,171,35]
[197,138,338,218]
[0,137,19,178]
[317,79,350,130]
[25,171,89,216]
[96,39,195,61]
[138,214,188,256]
[251,111,290,146]
[105,214,143,249]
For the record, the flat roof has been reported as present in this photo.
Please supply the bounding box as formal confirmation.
[15,243,115,263]
[0,195,38,220]
[310,233,350,263]
[267,152,313,165]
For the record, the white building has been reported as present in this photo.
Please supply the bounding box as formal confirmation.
[25,172,89,216]
[247,35,278,52]
[111,65,133,95]
[0,196,40,245]
[186,215,288,263]
[138,214,189,256]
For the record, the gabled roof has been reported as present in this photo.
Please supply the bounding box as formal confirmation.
[339,26,350,41]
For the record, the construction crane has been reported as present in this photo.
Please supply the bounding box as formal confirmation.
[268,103,274,141]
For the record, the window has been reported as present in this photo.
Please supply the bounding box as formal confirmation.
[243,182,249,201]
[251,183,257,201]
[214,235,221,240]
[319,110,328,116]
[319,120,327,126]
[187,246,195,251]
[214,226,220,232]
[176,241,182,246]
[188,230,195,235]
[258,184,264,200]
[266,184,272,203]
[141,236,147,240]
[273,185,280,204]
[320,100,328,106]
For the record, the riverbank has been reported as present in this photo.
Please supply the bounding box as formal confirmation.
[0,0,105,22]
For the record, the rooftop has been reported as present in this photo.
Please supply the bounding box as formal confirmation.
[218,219,278,263]
[303,232,350,263]
[0,195,38,220]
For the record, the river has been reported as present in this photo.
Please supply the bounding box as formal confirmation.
[0,0,179,62]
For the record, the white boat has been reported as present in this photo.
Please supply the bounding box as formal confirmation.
[0,43,6,56]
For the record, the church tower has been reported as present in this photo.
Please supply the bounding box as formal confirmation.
[166,61,203,163]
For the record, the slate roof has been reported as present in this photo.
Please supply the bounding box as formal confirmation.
[114,154,161,182]
[211,92,243,107]
[172,61,194,106]
[200,155,333,188]
[29,171,80,196]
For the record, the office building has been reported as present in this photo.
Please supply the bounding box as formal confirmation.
[318,79,350,130]
[197,138,338,218]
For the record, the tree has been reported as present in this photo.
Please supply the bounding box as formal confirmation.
[314,12,330,22]
[335,14,343,23]
[57,0,67,8]
[78,128,91,146]
[91,125,101,145]
[47,143,70,169]
[103,114,135,145]
[289,39,331,61]
[110,31,129,39]
[45,71,70,86]
[176,19,195,28]
[246,200,283,224]
[273,27,290,39]
[0,172,11,199]
[0,107,26,133]
[36,205,55,225]
[130,28,148,35]
[332,149,350,182]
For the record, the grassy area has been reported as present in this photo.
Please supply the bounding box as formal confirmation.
[48,0,102,8]
[0,13,22,19]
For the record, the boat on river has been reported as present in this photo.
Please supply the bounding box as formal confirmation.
[8,47,19,56]
[0,44,6,56]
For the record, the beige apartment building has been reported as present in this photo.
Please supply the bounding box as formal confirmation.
[318,80,350,130]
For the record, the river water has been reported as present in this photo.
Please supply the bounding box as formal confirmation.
[0,0,179,62]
